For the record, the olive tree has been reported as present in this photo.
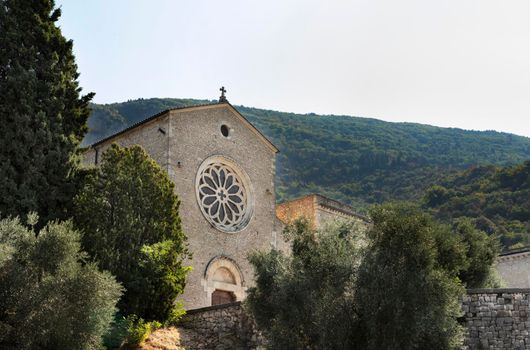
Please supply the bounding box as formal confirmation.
[0,216,122,350]
[246,219,366,349]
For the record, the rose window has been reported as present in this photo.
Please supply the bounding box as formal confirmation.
[196,157,253,232]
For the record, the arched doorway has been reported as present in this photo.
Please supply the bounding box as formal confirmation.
[203,256,245,306]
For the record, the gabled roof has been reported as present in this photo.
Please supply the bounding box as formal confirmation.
[312,194,370,222]
[86,101,279,153]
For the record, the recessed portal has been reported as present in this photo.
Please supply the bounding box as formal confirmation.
[211,289,236,306]
[204,256,246,306]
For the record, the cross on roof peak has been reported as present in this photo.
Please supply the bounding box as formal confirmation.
[219,86,228,103]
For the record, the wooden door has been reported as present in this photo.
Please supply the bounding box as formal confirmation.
[211,289,236,306]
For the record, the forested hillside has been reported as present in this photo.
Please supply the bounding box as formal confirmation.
[85,98,530,211]
[423,161,530,249]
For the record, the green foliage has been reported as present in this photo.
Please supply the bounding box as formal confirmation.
[0,0,93,227]
[481,267,506,289]
[453,219,501,288]
[74,144,190,321]
[84,98,530,213]
[165,301,187,325]
[356,203,465,350]
[423,160,530,248]
[139,239,191,320]
[0,216,122,350]
[102,314,128,350]
[246,219,366,349]
[106,302,185,349]
[84,98,209,145]
[247,205,498,349]
[124,315,161,347]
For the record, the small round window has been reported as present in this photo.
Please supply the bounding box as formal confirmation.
[220,125,230,137]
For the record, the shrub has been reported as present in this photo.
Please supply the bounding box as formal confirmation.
[125,315,162,347]
[0,216,122,350]
[247,204,497,349]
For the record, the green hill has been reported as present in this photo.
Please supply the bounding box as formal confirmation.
[85,98,530,212]
[423,161,530,249]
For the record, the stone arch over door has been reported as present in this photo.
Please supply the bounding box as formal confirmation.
[203,256,246,306]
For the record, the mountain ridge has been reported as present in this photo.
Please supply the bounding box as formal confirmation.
[85,97,530,211]
[87,98,530,143]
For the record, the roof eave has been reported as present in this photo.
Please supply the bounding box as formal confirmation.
[84,102,280,154]
[224,102,280,154]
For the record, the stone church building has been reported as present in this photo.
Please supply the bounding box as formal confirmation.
[83,93,365,310]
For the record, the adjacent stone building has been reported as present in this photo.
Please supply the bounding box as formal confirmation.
[496,247,530,288]
[276,193,369,229]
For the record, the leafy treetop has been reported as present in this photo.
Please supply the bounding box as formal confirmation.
[424,160,530,249]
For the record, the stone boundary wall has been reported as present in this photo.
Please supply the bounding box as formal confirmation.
[462,288,530,349]
[179,302,261,350]
[181,289,530,350]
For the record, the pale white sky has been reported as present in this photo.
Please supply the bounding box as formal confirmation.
[57,0,530,137]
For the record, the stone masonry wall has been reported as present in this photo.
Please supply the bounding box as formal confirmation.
[179,302,261,350]
[462,289,530,349]
[82,114,170,169]
[180,290,530,350]
[275,195,316,228]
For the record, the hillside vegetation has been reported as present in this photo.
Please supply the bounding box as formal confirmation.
[424,161,530,249]
[85,98,530,212]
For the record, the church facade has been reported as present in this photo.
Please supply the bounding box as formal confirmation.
[83,100,280,309]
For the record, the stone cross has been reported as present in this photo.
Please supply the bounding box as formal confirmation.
[219,86,228,102]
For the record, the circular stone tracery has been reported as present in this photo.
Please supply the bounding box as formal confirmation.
[196,157,253,232]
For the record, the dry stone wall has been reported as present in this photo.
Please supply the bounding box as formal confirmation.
[179,302,261,350]
[179,290,530,350]
[462,289,530,349]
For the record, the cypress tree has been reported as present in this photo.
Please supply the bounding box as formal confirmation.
[0,0,93,226]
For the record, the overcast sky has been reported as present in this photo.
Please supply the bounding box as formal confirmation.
[56,0,530,137]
